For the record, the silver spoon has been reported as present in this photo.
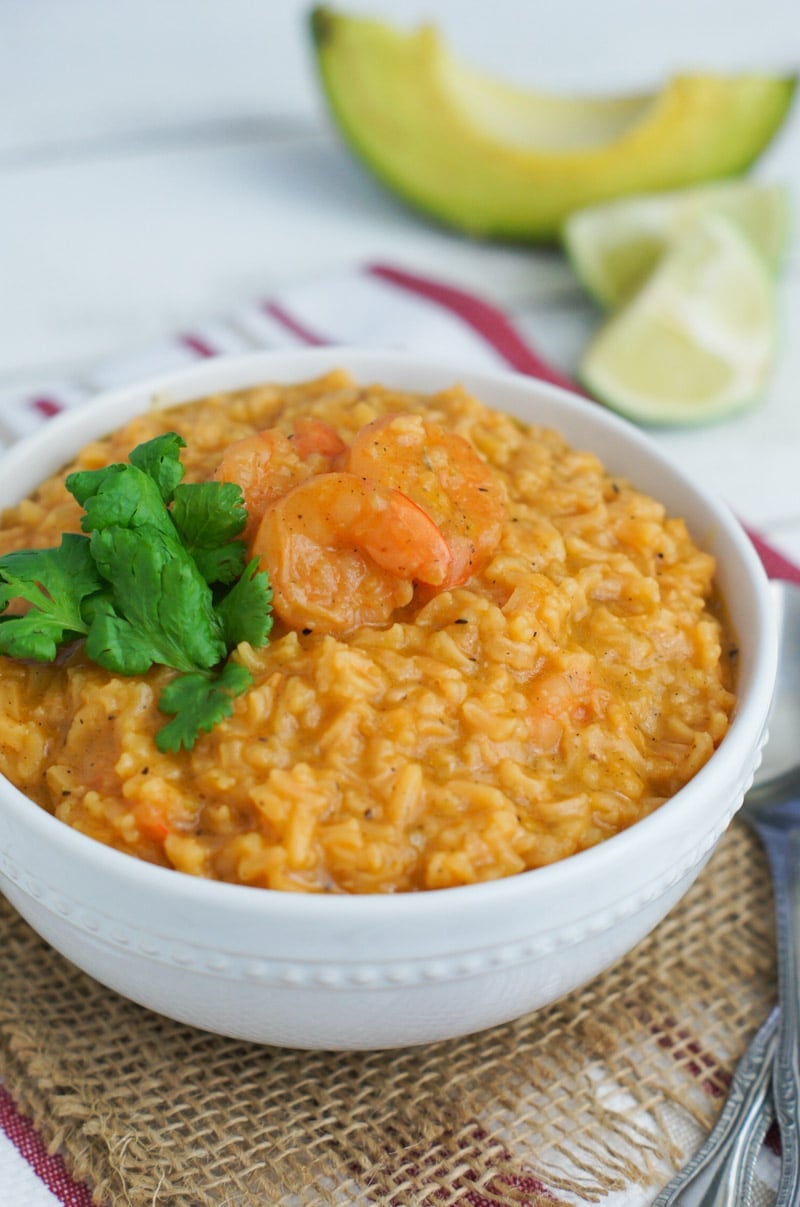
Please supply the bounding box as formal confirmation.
[655,579,800,1206]
[653,1008,777,1206]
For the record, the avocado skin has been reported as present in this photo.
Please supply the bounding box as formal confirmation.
[310,7,797,244]
[310,6,336,46]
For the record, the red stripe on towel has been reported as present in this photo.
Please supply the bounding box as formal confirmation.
[745,527,800,587]
[31,398,64,418]
[0,1085,93,1205]
[180,332,217,358]
[367,262,581,393]
[262,301,329,346]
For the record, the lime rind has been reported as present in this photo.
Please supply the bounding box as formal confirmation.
[580,374,766,428]
[579,214,777,426]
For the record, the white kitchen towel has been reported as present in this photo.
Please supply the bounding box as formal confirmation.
[0,261,578,442]
[3,259,797,584]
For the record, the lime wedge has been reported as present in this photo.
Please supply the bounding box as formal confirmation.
[564,181,790,308]
[580,215,776,425]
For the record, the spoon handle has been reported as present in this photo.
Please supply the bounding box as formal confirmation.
[652,1007,777,1206]
[755,815,800,1206]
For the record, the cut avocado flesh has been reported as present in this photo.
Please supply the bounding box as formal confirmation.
[311,7,796,242]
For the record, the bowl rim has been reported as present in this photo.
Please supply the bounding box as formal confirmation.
[0,346,779,920]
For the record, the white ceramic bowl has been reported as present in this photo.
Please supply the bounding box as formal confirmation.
[0,349,778,1050]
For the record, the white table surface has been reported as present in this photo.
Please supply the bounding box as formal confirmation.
[0,2,798,1202]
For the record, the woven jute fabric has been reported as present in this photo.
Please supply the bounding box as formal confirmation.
[0,820,777,1206]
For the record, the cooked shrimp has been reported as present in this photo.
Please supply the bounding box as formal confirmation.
[344,413,505,586]
[529,660,608,752]
[214,429,308,540]
[289,417,347,463]
[214,420,345,540]
[252,472,453,634]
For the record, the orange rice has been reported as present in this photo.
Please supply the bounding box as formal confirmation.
[0,371,736,893]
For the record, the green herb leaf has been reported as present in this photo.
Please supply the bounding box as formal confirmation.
[170,481,248,585]
[216,557,273,648]
[128,432,186,503]
[84,596,167,677]
[85,525,225,674]
[1,433,274,751]
[0,534,101,660]
[155,661,254,753]
[67,463,178,541]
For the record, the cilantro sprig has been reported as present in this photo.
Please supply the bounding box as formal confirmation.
[0,433,273,752]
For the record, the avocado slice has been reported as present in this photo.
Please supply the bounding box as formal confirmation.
[310,7,796,242]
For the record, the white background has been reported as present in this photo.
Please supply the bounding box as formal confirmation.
[1,0,799,563]
[1,0,798,563]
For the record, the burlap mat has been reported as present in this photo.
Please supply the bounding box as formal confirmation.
[0,820,776,1206]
